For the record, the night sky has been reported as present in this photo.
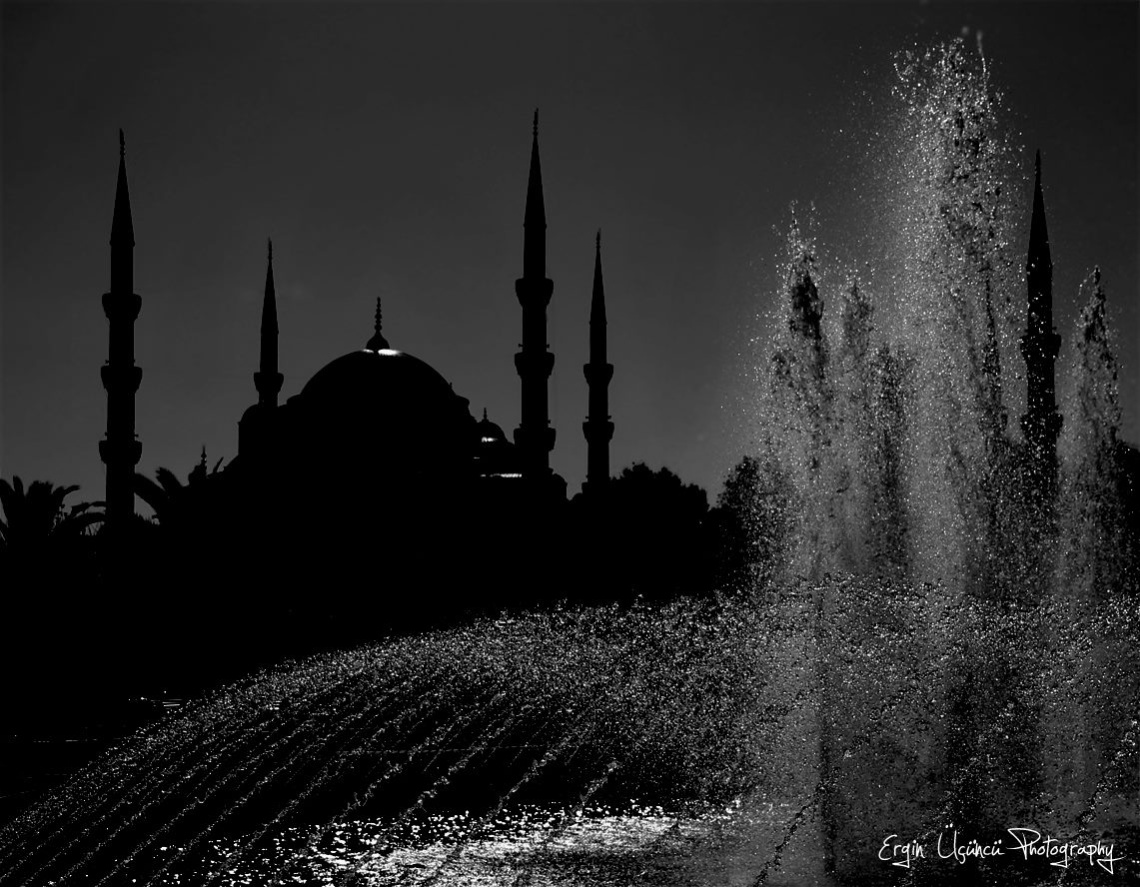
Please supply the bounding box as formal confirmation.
[2,1,1136,506]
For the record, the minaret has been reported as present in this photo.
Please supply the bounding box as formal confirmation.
[1019,150,1063,494]
[254,239,284,407]
[582,231,614,494]
[513,110,556,480]
[99,130,143,534]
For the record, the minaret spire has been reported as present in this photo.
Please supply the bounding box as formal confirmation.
[110,128,135,295]
[523,108,547,280]
[583,230,614,494]
[254,238,284,407]
[1020,148,1062,496]
[100,129,143,535]
[514,111,556,482]
[589,230,606,357]
[1028,150,1051,274]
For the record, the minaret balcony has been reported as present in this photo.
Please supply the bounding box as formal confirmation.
[583,418,614,443]
[101,291,142,321]
[513,424,556,454]
[514,276,554,307]
[254,370,284,398]
[514,350,555,378]
[1020,410,1063,445]
[100,363,143,393]
[583,362,613,385]
[99,437,142,466]
[1019,329,1061,362]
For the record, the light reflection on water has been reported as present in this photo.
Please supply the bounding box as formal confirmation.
[155,800,830,887]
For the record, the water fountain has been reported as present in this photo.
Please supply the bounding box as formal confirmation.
[2,38,1136,886]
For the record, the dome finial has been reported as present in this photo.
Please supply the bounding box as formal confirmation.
[366,296,389,350]
[483,407,488,421]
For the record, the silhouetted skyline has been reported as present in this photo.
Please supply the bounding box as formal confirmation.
[2,2,1136,502]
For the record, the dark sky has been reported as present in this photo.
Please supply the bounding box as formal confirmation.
[2,1,1136,505]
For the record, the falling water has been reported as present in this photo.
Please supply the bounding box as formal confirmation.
[2,38,1137,886]
[751,35,1139,884]
[1,600,837,885]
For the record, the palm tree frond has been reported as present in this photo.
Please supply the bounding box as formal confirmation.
[155,466,186,497]
[134,472,170,516]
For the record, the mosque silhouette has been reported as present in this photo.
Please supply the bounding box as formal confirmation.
[236,112,613,509]
[97,116,619,630]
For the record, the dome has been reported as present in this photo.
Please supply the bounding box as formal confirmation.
[301,347,465,414]
[294,337,475,486]
[473,407,521,479]
[476,408,508,445]
[298,298,471,430]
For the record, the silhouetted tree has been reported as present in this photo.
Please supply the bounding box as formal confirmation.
[1057,270,1131,600]
[601,463,711,601]
[133,448,224,535]
[0,477,102,556]
[1050,270,1140,827]
[125,450,265,688]
[0,475,103,599]
[1,477,105,723]
[708,448,794,595]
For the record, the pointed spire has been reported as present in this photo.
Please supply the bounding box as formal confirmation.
[261,238,278,335]
[1028,148,1051,277]
[1020,147,1062,492]
[590,229,607,355]
[583,229,614,493]
[523,108,547,279]
[254,237,284,407]
[483,407,488,422]
[189,445,208,486]
[110,129,135,294]
[366,296,390,350]
[112,130,133,245]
